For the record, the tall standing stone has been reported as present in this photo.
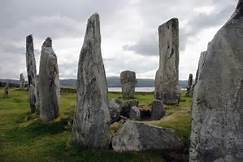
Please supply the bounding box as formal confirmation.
[26,35,37,113]
[19,73,25,88]
[190,1,243,161]
[155,18,180,105]
[4,82,9,97]
[186,74,193,96]
[35,75,40,114]
[72,13,111,148]
[120,70,137,99]
[39,37,59,122]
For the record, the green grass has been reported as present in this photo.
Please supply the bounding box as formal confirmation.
[0,88,192,162]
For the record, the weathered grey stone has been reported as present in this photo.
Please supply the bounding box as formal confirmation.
[35,75,40,114]
[112,121,183,152]
[120,71,137,99]
[4,82,9,97]
[191,51,207,96]
[72,13,111,149]
[26,35,37,113]
[115,98,139,118]
[155,18,180,105]
[109,99,121,123]
[186,74,193,96]
[19,73,25,88]
[151,100,165,120]
[39,37,60,122]
[129,106,140,120]
[190,1,243,161]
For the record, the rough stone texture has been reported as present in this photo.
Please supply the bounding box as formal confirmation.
[151,100,165,120]
[19,73,25,88]
[109,99,121,123]
[72,13,111,149]
[4,82,9,97]
[129,106,141,120]
[112,121,183,152]
[190,1,243,162]
[26,35,37,113]
[120,71,137,99]
[186,74,193,96]
[35,75,40,114]
[115,98,139,118]
[191,51,207,96]
[155,18,180,105]
[39,37,60,121]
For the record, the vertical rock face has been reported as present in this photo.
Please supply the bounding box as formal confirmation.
[26,35,37,113]
[19,73,25,88]
[120,71,137,99]
[155,18,180,105]
[72,13,111,148]
[190,1,243,161]
[186,74,193,96]
[39,37,59,122]
[35,75,40,114]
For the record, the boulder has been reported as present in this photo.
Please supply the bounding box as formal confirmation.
[129,106,141,120]
[26,35,37,113]
[109,99,121,123]
[190,1,243,161]
[72,13,111,149]
[120,71,137,99]
[39,37,60,121]
[112,121,183,152]
[151,100,165,120]
[115,98,139,117]
[155,18,180,105]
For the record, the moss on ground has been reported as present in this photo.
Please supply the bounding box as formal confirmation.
[0,88,191,162]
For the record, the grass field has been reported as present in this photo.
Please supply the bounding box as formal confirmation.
[0,88,192,162]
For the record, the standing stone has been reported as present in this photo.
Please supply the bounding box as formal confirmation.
[26,35,37,113]
[151,100,165,120]
[191,51,207,95]
[35,75,40,114]
[39,37,59,122]
[186,74,193,96]
[19,73,25,88]
[72,13,111,148]
[155,18,180,105]
[190,1,243,161]
[120,71,137,99]
[4,82,9,97]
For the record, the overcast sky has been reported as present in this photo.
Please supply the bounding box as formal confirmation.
[0,0,238,80]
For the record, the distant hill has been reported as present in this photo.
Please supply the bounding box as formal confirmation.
[0,77,188,89]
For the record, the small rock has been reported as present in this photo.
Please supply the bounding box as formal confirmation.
[151,100,165,120]
[129,106,141,120]
[112,121,183,152]
[109,99,121,123]
[115,98,139,117]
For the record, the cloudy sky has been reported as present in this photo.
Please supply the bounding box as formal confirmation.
[0,0,238,80]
